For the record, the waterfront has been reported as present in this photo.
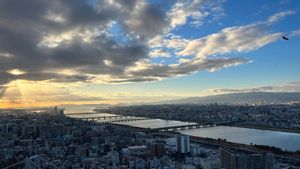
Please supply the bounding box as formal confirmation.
[117,119,197,129]
[67,113,119,119]
[119,118,300,152]
[65,109,300,152]
[181,126,300,152]
[63,105,98,114]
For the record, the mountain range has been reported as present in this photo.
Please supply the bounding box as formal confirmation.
[159,92,300,104]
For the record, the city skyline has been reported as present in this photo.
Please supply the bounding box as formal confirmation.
[1,0,300,108]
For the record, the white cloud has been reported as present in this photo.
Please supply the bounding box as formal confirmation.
[290,29,300,37]
[148,34,189,50]
[267,10,295,24]
[0,52,14,59]
[149,49,171,58]
[167,0,226,29]
[45,12,66,23]
[167,0,206,29]
[7,69,26,75]
[177,24,282,59]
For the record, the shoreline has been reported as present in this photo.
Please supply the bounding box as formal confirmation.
[229,124,300,134]
[152,131,300,159]
[96,111,300,134]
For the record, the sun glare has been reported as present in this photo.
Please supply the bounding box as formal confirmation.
[7,69,26,75]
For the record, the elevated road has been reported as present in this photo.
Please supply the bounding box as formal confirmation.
[64,112,105,116]
[68,115,126,120]
[150,123,217,132]
[95,117,153,124]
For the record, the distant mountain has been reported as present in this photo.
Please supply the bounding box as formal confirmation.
[160,92,300,104]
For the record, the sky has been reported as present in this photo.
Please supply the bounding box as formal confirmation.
[0,0,300,108]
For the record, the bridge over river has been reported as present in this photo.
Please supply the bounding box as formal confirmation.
[150,124,217,132]
[65,112,217,131]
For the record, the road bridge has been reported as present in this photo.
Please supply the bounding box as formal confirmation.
[74,115,144,121]
[92,117,152,124]
[68,115,124,120]
[150,123,217,132]
[64,112,105,116]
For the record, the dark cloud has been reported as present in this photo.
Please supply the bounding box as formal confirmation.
[0,72,15,85]
[101,57,250,83]
[134,58,249,78]
[0,0,166,85]
[0,0,278,85]
[105,77,159,83]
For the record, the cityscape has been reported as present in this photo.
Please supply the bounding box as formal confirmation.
[1,106,300,169]
[1,0,300,169]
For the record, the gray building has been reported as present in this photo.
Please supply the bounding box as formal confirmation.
[176,134,190,154]
[220,148,274,169]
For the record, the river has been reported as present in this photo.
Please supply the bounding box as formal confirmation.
[64,108,300,152]
[180,126,300,151]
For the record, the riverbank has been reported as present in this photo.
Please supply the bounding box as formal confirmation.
[152,131,300,160]
[230,124,300,134]
[189,135,300,159]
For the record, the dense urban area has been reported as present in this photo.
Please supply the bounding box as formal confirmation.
[1,106,300,169]
[98,104,300,132]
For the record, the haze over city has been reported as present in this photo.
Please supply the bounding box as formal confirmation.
[0,0,300,108]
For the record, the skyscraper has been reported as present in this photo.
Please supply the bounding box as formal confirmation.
[176,134,190,154]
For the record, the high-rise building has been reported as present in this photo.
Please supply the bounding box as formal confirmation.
[176,134,190,154]
[219,148,274,169]
[150,143,166,158]
[21,125,39,139]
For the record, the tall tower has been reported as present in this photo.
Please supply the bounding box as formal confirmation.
[176,134,190,154]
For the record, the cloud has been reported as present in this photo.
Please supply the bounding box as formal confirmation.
[148,34,189,50]
[103,57,251,83]
[206,81,300,95]
[267,10,295,24]
[208,86,275,94]
[149,49,171,58]
[0,0,298,87]
[167,0,205,28]
[290,29,300,37]
[167,0,226,29]
[0,86,7,98]
[177,24,282,59]
[0,0,165,84]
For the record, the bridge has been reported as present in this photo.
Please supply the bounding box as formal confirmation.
[96,117,153,124]
[69,115,147,121]
[150,123,217,132]
[64,112,100,116]
[67,115,125,120]
[65,113,217,131]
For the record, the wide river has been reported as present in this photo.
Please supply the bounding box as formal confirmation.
[180,126,300,151]
[64,108,300,152]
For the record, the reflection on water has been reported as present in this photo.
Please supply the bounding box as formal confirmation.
[63,106,95,114]
[118,119,197,129]
[66,113,118,118]
[64,107,300,152]
[180,126,300,151]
